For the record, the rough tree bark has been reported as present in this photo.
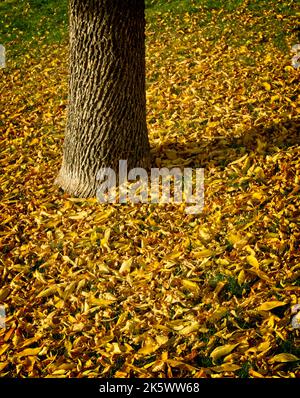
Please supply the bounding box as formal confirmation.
[55,0,150,197]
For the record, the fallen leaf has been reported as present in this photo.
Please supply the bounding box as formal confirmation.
[269,353,300,363]
[211,363,241,372]
[0,345,9,356]
[246,255,260,268]
[210,344,239,362]
[257,301,287,311]
[138,337,158,355]
[36,286,57,298]
[119,258,133,275]
[0,287,10,301]
[89,297,116,307]
[16,347,42,358]
[0,362,8,372]
[178,322,200,335]
[262,82,271,91]
[182,279,200,296]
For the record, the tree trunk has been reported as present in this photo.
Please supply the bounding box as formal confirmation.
[55,0,150,197]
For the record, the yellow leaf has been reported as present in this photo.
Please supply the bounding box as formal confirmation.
[262,82,271,91]
[270,95,280,104]
[208,307,228,323]
[264,54,272,63]
[252,191,264,201]
[193,249,214,258]
[36,286,57,298]
[228,233,247,248]
[207,121,219,128]
[249,369,264,378]
[119,258,133,275]
[247,267,272,283]
[69,211,88,220]
[90,230,99,244]
[64,340,72,354]
[62,256,77,267]
[210,344,239,362]
[155,335,168,346]
[100,228,111,249]
[116,311,128,327]
[165,251,182,260]
[182,279,200,296]
[89,297,115,307]
[4,327,15,342]
[257,341,271,352]
[253,167,265,180]
[198,228,211,241]
[0,344,9,356]
[94,209,115,223]
[228,153,248,166]
[17,347,42,357]
[138,337,158,355]
[239,45,248,54]
[246,255,260,268]
[178,321,200,335]
[257,301,287,311]
[284,65,294,72]
[269,353,299,363]
[30,138,39,145]
[211,363,241,372]
[19,334,42,348]
[227,233,242,245]
[241,221,256,231]
[256,138,267,153]
[57,363,75,371]
[107,342,122,354]
[237,270,246,286]
[52,369,67,375]
[0,362,8,372]
[167,359,198,371]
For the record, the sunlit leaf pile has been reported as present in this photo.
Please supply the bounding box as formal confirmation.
[0,0,299,378]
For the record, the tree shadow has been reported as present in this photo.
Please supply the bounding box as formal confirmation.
[150,117,300,169]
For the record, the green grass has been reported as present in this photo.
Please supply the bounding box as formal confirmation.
[0,0,68,58]
[145,0,298,52]
[1,0,298,60]
[145,0,244,13]
[146,0,297,16]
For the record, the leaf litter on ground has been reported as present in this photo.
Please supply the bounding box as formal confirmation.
[0,0,299,378]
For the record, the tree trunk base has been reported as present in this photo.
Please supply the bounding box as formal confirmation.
[55,152,152,198]
[55,169,96,198]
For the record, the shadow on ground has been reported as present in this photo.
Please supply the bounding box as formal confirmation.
[150,117,300,169]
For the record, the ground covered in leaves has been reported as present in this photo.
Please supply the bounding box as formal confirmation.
[0,0,300,378]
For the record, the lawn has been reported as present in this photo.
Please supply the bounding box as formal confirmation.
[0,0,299,378]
